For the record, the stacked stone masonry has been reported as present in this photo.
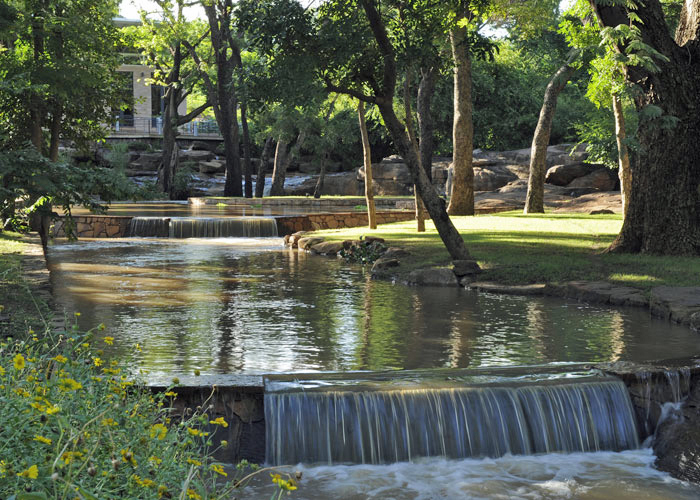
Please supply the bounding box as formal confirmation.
[52,216,133,238]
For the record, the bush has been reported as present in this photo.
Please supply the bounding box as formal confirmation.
[0,318,300,499]
[127,141,150,152]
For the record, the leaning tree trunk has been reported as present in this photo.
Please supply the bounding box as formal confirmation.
[417,66,437,183]
[255,137,273,198]
[524,61,576,214]
[447,23,475,216]
[594,0,700,255]
[358,101,377,229]
[378,100,472,260]
[612,93,631,217]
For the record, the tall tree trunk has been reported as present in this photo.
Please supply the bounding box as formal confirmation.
[270,138,289,196]
[270,132,306,196]
[378,100,472,260]
[417,66,437,182]
[221,96,242,197]
[524,61,576,214]
[358,101,377,229]
[313,153,329,199]
[241,100,253,198]
[158,88,178,194]
[313,96,339,198]
[403,74,425,232]
[358,0,473,261]
[256,137,273,198]
[48,106,61,162]
[594,0,700,255]
[612,93,631,217]
[448,22,475,215]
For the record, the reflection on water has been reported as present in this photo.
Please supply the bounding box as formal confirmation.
[49,238,700,376]
[237,449,700,499]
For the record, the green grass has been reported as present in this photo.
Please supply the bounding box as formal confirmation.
[313,211,700,291]
[0,232,50,337]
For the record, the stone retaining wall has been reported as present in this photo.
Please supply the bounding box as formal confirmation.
[275,211,415,235]
[52,216,132,238]
[52,211,415,239]
[149,384,265,464]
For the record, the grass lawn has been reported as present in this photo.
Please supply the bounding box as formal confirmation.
[313,211,700,291]
[0,231,49,337]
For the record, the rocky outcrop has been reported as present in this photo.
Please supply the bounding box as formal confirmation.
[545,162,599,186]
[653,382,700,484]
[407,268,459,287]
[284,172,362,196]
[198,160,225,174]
[650,287,700,326]
[567,168,617,191]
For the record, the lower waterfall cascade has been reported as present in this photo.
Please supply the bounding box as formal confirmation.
[265,375,640,465]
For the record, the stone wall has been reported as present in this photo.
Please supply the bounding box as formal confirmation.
[276,211,415,235]
[52,216,132,238]
[149,384,265,464]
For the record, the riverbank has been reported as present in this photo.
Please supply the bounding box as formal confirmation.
[0,232,52,337]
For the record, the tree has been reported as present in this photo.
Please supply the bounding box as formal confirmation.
[184,0,242,197]
[524,50,580,213]
[357,100,377,228]
[592,0,700,254]
[322,0,474,260]
[126,1,211,199]
[0,0,124,156]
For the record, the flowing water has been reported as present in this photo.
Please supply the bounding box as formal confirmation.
[265,375,639,465]
[47,234,700,497]
[48,237,700,377]
[237,449,700,499]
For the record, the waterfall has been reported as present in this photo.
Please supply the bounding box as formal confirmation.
[265,376,639,465]
[128,217,171,237]
[165,217,278,238]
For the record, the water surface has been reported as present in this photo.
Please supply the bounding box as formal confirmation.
[48,238,700,377]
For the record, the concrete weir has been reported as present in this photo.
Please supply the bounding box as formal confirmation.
[150,360,700,468]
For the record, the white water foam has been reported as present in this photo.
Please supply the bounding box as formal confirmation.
[238,449,699,500]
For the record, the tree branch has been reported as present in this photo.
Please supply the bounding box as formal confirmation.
[177,101,210,125]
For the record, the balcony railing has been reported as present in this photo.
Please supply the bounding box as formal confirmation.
[110,116,221,138]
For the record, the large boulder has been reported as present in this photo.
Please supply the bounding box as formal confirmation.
[654,383,700,484]
[179,150,216,163]
[407,268,458,287]
[128,152,161,171]
[567,168,617,191]
[284,172,362,196]
[198,160,225,174]
[545,163,599,186]
[190,140,220,153]
[473,165,518,191]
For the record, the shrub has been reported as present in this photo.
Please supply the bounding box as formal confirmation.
[0,317,299,499]
[127,141,150,152]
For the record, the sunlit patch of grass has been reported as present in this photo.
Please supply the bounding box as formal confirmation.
[313,213,698,290]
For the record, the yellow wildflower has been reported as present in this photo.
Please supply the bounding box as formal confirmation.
[58,378,83,391]
[149,456,162,466]
[61,451,83,464]
[101,418,118,427]
[186,458,202,467]
[93,357,103,367]
[209,463,227,477]
[134,343,142,352]
[14,387,30,398]
[164,391,177,398]
[150,423,167,440]
[187,428,206,437]
[120,449,137,466]
[210,417,228,428]
[17,465,38,479]
[13,354,25,370]
[53,355,67,363]
[33,435,52,445]
[221,440,229,448]
[0,460,7,478]
[186,489,202,500]
[0,365,4,376]
[103,336,114,345]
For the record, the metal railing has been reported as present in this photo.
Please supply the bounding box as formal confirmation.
[110,116,222,138]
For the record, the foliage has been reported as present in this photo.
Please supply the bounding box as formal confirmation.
[339,237,388,265]
[0,314,303,498]
[0,148,135,232]
[0,0,124,152]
